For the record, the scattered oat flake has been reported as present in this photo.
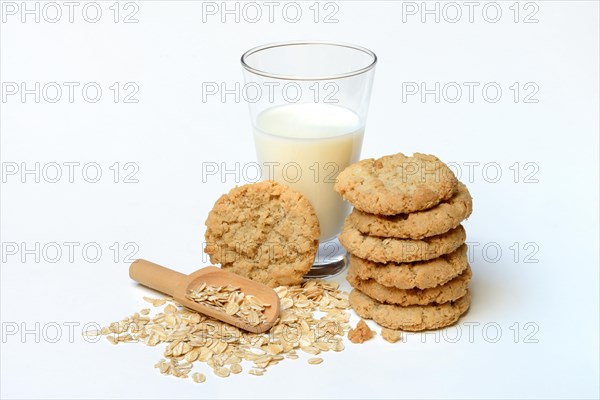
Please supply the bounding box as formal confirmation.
[308,357,323,365]
[192,373,206,383]
[230,363,242,374]
[143,297,167,307]
[249,369,264,376]
[214,367,231,378]
[99,279,351,381]
[164,304,178,314]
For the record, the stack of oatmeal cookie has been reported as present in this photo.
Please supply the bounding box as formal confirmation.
[335,153,473,332]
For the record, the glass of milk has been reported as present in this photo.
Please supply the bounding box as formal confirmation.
[241,41,377,278]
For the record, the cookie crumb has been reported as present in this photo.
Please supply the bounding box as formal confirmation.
[348,319,375,344]
[381,327,401,343]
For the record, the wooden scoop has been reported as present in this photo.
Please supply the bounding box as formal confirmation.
[129,259,280,333]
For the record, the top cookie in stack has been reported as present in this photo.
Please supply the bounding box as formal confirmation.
[335,153,473,332]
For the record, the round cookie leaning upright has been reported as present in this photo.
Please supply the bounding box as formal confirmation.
[204,180,320,287]
[334,152,458,215]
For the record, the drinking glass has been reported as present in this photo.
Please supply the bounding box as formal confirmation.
[241,41,376,277]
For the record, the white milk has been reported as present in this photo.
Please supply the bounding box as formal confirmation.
[253,103,364,241]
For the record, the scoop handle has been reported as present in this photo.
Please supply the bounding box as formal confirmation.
[129,259,186,296]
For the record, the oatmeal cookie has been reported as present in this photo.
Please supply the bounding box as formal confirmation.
[349,289,471,331]
[204,181,319,287]
[334,153,458,215]
[348,244,468,289]
[347,263,471,306]
[339,224,466,263]
[347,182,472,239]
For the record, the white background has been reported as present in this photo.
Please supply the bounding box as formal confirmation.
[1,1,599,399]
